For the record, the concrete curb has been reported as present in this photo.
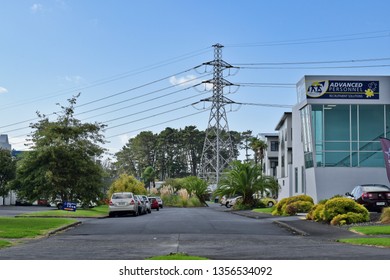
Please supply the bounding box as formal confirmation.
[273,220,309,236]
[47,221,82,236]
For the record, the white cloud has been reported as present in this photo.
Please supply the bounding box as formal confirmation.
[64,75,84,84]
[169,75,198,87]
[0,87,8,94]
[31,3,44,13]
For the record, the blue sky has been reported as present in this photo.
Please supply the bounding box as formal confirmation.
[1,0,390,158]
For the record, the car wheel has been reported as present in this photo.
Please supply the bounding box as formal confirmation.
[57,203,63,210]
[267,201,274,207]
[226,202,231,208]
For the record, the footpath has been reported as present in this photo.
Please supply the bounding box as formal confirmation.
[230,210,364,241]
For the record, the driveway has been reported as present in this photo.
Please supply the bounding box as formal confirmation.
[0,204,389,260]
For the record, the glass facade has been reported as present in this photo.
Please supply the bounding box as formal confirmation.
[301,104,387,168]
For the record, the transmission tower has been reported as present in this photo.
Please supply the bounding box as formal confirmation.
[199,43,236,185]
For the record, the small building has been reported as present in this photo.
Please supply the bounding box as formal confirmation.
[0,134,11,150]
[0,134,16,206]
[274,112,293,199]
[260,133,279,178]
[277,75,389,203]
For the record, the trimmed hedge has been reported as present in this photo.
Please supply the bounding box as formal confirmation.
[306,197,369,225]
[272,195,314,216]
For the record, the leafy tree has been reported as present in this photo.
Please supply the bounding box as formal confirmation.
[216,160,278,206]
[142,166,156,189]
[179,126,205,176]
[0,149,16,204]
[107,174,146,198]
[114,131,157,178]
[14,95,106,205]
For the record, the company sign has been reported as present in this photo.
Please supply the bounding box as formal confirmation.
[306,80,379,99]
[62,201,77,212]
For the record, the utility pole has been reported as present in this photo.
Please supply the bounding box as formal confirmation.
[199,44,235,185]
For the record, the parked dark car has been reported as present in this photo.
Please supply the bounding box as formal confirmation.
[346,184,390,212]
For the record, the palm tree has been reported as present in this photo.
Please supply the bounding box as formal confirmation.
[249,137,268,167]
[217,160,278,206]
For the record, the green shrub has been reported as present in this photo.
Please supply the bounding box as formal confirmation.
[380,207,390,224]
[233,201,253,210]
[272,195,314,216]
[312,204,326,221]
[323,197,369,223]
[330,212,369,226]
[285,201,314,215]
[272,197,289,215]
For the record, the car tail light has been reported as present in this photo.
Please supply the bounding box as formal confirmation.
[362,192,373,199]
[109,200,113,206]
[130,199,135,205]
[387,193,390,199]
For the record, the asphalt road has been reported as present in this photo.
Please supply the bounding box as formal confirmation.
[0,204,389,260]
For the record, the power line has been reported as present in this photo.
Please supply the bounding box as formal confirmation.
[233,57,390,66]
[238,64,390,70]
[0,67,209,131]
[105,109,209,139]
[0,47,212,111]
[225,30,390,48]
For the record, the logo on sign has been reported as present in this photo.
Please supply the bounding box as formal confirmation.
[62,201,77,212]
[306,81,328,98]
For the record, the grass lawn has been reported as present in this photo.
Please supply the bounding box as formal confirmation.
[350,225,390,235]
[19,205,109,218]
[252,207,274,214]
[338,238,390,247]
[338,225,390,247]
[147,253,208,260]
[0,217,77,238]
[0,240,12,249]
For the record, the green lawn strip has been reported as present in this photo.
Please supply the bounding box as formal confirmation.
[0,240,12,249]
[19,205,109,218]
[350,225,390,235]
[252,207,274,214]
[338,238,390,247]
[147,253,208,260]
[0,217,76,238]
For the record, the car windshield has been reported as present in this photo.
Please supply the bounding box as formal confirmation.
[362,186,390,192]
[112,193,132,199]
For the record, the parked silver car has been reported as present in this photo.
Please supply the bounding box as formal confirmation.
[135,195,147,215]
[109,192,138,217]
[141,195,152,213]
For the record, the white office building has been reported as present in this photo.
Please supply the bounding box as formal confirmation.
[277,75,389,203]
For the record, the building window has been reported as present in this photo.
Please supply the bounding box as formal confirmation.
[270,141,279,151]
[294,167,298,193]
[300,106,314,168]
[309,104,386,167]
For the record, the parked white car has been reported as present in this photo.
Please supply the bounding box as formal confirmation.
[225,196,242,208]
[109,192,138,217]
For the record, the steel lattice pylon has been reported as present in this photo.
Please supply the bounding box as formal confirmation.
[200,44,235,185]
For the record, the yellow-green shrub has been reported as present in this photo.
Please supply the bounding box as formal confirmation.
[306,203,325,221]
[272,195,314,216]
[330,212,369,226]
[323,197,369,223]
[107,174,146,198]
[285,201,314,215]
[380,207,390,224]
